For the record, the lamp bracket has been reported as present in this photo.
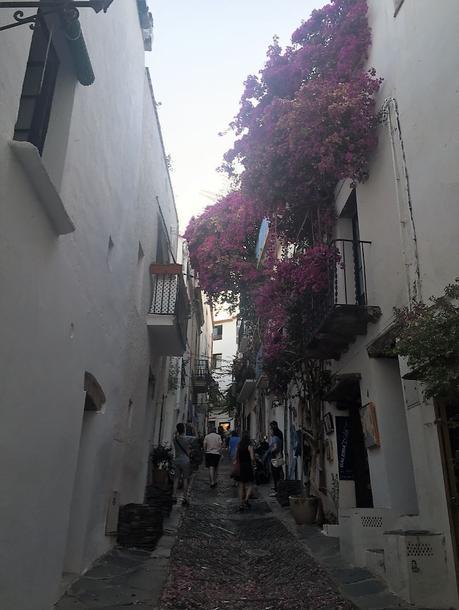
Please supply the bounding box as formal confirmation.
[0,1,113,31]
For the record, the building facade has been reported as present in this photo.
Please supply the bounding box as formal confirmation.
[0,2,206,608]
[151,237,213,444]
[208,309,238,432]
[236,1,459,607]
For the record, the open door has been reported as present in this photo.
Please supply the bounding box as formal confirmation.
[436,398,459,578]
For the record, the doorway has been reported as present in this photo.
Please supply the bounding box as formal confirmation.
[336,378,373,508]
[62,373,106,578]
[350,405,373,508]
[436,398,459,576]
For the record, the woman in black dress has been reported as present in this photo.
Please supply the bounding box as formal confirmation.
[236,433,255,510]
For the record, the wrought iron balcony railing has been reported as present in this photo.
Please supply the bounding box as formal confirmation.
[304,239,381,359]
[192,358,211,389]
[147,264,190,356]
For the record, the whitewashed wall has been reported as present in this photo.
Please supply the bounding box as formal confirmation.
[0,2,177,608]
[326,1,459,606]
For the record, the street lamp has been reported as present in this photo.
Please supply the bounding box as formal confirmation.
[0,0,114,31]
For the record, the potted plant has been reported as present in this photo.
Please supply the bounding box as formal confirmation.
[150,444,173,487]
[289,495,318,525]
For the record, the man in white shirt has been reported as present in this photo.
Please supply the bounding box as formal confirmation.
[203,426,222,488]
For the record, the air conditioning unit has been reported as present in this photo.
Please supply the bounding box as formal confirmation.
[384,530,449,608]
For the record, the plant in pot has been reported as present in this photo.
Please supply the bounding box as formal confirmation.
[289,495,319,525]
[289,481,318,525]
[150,443,173,487]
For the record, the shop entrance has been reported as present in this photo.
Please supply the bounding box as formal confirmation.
[349,404,373,508]
[335,377,373,508]
[436,398,459,576]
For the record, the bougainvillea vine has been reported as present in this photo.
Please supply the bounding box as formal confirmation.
[186,0,381,393]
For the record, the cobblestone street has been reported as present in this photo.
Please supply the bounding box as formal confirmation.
[56,460,431,610]
[160,461,354,610]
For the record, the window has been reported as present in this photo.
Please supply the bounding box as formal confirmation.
[156,217,169,263]
[393,0,405,16]
[14,17,59,155]
[211,353,222,369]
[212,324,223,340]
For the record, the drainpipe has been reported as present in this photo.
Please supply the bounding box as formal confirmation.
[157,394,165,443]
[284,397,288,474]
[381,97,422,305]
[175,356,183,423]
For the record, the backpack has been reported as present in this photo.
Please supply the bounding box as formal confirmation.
[189,444,203,469]
[176,436,202,470]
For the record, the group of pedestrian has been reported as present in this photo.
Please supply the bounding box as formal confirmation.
[171,420,285,510]
[231,420,284,510]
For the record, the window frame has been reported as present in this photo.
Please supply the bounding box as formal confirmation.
[212,324,223,341]
[211,353,222,369]
[14,15,60,155]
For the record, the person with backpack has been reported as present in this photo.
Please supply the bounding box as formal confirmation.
[172,422,196,506]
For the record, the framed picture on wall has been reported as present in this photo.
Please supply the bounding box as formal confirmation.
[360,402,380,448]
[323,412,334,435]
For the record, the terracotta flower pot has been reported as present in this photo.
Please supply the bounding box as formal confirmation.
[289,496,318,525]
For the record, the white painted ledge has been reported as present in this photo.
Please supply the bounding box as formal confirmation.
[9,140,75,235]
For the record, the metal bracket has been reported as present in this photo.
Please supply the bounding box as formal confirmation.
[0,1,114,31]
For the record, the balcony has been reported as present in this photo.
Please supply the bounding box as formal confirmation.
[304,240,381,360]
[192,358,211,391]
[238,379,256,403]
[146,264,190,356]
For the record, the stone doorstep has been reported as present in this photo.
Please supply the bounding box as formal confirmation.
[256,485,431,610]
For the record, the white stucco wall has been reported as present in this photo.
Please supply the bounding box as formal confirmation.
[0,3,178,608]
[325,2,459,606]
[213,313,238,392]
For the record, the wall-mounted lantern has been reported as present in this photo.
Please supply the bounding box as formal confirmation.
[0,1,115,85]
[0,1,114,32]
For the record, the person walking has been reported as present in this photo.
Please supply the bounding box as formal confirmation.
[235,433,256,511]
[228,430,240,461]
[172,422,195,506]
[203,426,222,488]
[269,420,284,496]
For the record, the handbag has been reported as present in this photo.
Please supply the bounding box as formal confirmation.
[271,456,285,468]
[230,455,241,480]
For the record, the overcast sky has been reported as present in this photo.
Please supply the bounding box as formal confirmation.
[146,0,325,232]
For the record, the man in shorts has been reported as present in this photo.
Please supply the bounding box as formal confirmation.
[173,422,195,505]
[203,426,222,488]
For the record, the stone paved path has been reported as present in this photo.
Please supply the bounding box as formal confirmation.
[159,460,354,610]
[56,460,432,609]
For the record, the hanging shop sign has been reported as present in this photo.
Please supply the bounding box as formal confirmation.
[335,416,353,481]
[360,402,380,448]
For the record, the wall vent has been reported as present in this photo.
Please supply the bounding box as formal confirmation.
[406,542,434,557]
[361,515,383,528]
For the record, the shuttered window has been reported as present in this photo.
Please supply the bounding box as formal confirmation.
[14,16,59,154]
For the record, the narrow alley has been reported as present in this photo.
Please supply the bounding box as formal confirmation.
[56,460,425,610]
[1,1,459,608]
[160,462,353,610]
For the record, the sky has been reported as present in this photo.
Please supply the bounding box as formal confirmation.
[146,0,325,233]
